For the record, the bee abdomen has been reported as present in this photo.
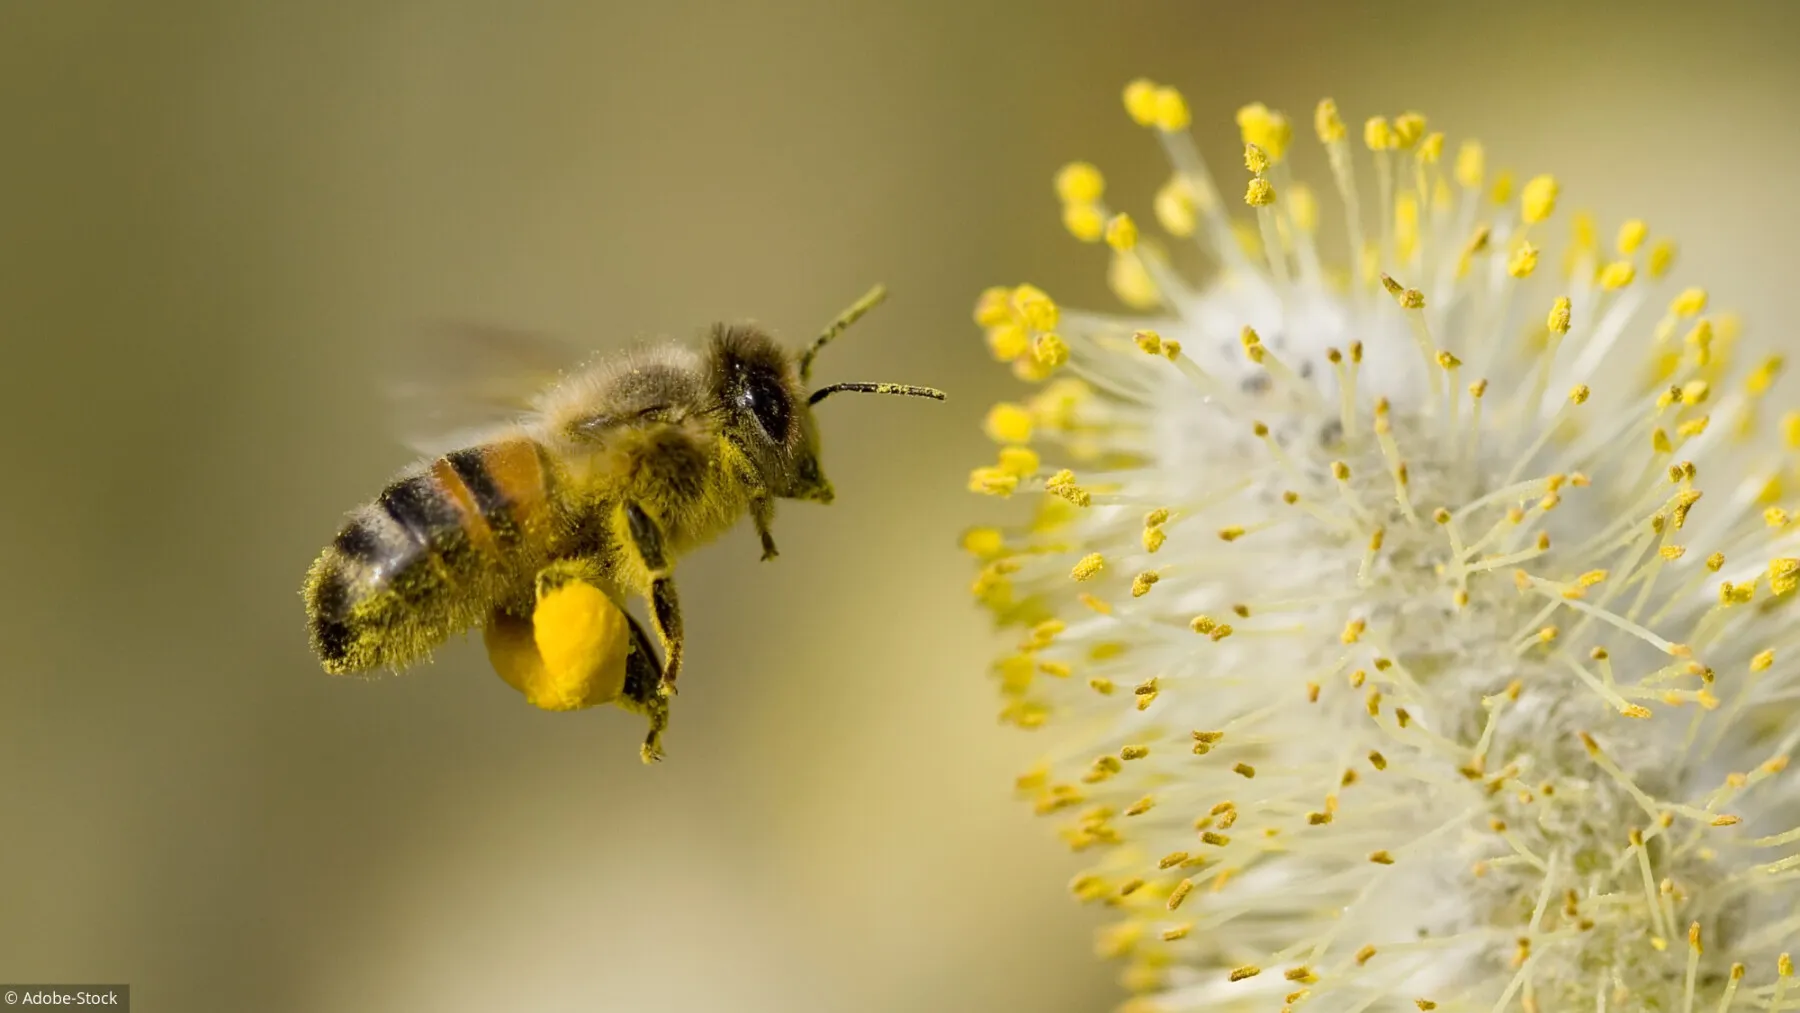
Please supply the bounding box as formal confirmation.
[304,440,555,674]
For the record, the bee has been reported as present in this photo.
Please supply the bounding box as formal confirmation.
[302,286,943,761]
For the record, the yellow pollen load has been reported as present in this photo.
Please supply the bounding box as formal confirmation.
[485,577,630,712]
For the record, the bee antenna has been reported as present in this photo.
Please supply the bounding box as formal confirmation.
[808,382,947,407]
[798,284,889,384]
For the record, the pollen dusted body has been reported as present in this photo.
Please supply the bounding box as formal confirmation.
[303,288,943,761]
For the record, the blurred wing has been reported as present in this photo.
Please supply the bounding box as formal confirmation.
[389,321,590,456]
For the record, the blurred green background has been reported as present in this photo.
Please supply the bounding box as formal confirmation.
[3,2,1798,1011]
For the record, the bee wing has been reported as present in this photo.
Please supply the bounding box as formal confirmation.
[388,321,592,456]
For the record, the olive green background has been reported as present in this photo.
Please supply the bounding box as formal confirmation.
[3,2,1797,1011]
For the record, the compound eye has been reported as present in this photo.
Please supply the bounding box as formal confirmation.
[741,369,792,442]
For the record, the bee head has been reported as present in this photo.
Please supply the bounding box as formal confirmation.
[708,286,943,506]
[708,324,835,503]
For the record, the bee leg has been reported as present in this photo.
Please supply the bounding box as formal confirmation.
[752,494,779,561]
[619,612,671,763]
[624,502,684,698]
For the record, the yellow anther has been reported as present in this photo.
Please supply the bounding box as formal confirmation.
[1490,170,1515,205]
[1062,202,1104,242]
[1134,330,1163,355]
[1218,525,1246,542]
[1122,78,1159,126]
[1617,219,1649,255]
[1229,966,1262,982]
[1105,213,1138,252]
[1681,379,1710,404]
[1569,385,1590,405]
[1507,242,1539,278]
[1244,142,1270,175]
[1521,174,1558,223]
[974,287,1013,327]
[1245,178,1276,207]
[1437,351,1461,370]
[968,467,1018,497]
[996,447,1038,479]
[1599,260,1636,290]
[1677,416,1710,439]
[1785,411,1800,449]
[985,322,1029,361]
[1054,162,1105,205]
[1418,131,1444,163]
[1236,102,1292,161]
[1289,184,1319,233]
[1570,211,1597,252]
[1032,332,1068,368]
[1747,356,1783,394]
[1142,526,1166,553]
[1315,98,1346,143]
[1131,571,1159,597]
[1469,378,1489,399]
[1772,507,1794,529]
[1543,295,1573,335]
[1011,285,1059,331]
[960,527,1005,559]
[1341,618,1367,644]
[1369,850,1395,865]
[1363,116,1393,151]
[1771,557,1799,596]
[1455,140,1485,188]
[1154,177,1197,237]
[1190,615,1217,634]
[1391,112,1426,148]
[1649,238,1677,277]
[1152,86,1190,131]
[984,402,1034,444]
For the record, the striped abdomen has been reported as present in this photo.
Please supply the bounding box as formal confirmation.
[305,439,559,674]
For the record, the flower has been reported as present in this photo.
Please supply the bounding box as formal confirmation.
[967,80,1800,1012]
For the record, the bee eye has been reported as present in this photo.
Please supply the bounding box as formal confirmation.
[741,370,792,441]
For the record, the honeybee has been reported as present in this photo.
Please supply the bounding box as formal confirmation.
[302,286,943,761]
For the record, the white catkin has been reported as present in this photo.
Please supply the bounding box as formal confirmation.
[968,87,1800,1013]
